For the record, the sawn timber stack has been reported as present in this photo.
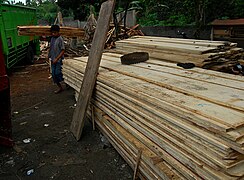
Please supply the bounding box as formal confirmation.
[112,36,244,73]
[62,51,244,179]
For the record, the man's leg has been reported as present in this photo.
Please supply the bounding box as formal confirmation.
[55,82,63,94]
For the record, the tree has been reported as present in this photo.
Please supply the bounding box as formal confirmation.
[26,0,60,24]
[134,0,243,27]
[15,1,24,5]
[57,0,102,21]
[37,1,59,24]
[26,0,31,5]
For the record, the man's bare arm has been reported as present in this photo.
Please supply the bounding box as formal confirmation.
[52,49,65,64]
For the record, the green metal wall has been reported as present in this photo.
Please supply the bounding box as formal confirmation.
[0,3,39,68]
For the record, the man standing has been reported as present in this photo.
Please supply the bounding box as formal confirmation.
[48,25,65,94]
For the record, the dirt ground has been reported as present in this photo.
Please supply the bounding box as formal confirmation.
[0,60,132,180]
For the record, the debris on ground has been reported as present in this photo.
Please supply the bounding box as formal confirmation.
[22,138,32,144]
[26,169,34,176]
[0,62,133,179]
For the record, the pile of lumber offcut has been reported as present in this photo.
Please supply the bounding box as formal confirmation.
[112,36,244,73]
[62,52,244,179]
[18,26,85,37]
[105,24,144,49]
[83,22,144,50]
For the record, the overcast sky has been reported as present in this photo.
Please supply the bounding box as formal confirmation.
[8,0,26,4]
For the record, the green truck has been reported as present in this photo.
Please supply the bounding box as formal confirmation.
[0,1,40,69]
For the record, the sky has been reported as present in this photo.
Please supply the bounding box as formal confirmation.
[8,0,26,4]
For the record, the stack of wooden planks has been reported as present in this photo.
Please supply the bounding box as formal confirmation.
[112,36,244,73]
[63,51,244,179]
[17,26,85,37]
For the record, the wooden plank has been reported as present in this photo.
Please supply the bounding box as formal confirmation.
[91,104,95,131]
[127,36,226,48]
[94,89,231,168]
[70,0,115,140]
[18,25,85,37]
[63,69,240,158]
[112,46,204,66]
[93,115,153,180]
[113,36,242,74]
[63,51,244,178]
[133,35,230,44]
[133,150,146,180]
[115,43,212,59]
[116,39,217,54]
[94,87,244,173]
[63,60,244,151]
[64,68,244,159]
[73,56,244,129]
[92,106,187,179]
[61,63,244,179]
[92,57,244,112]
[93,99,237,179]
[66,77,244,180]
[92,109,172,179]
[147,59,244,83]
[63,66,236,154]
[102,53,244,90]
[63,60,244,140]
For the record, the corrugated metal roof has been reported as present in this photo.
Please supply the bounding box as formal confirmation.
[211,19,244,26]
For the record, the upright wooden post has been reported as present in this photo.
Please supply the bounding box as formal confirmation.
[70,0,115,140]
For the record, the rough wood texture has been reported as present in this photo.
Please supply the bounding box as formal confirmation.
[18,26,85,37]
[70,0,115,140]
[62,51,244,179]
[112,36,244,74]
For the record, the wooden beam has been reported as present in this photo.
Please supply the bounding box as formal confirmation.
[91,104,95,131]
[133,149,142,180]
[70,0,115,140]
[62,59,244,179]
[18,26,84,37]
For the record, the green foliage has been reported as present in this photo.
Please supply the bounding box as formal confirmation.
[57,0,101,21]
[135,0,244,27]
[138,13,159,26]
[15,1,25,5]
[166,15,190,26]
[36,1,59,24]
[24,0,61,24]
[19,0,244,27]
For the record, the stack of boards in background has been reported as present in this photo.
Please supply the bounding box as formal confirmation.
[112,36,244,73]
[63,36,244,179]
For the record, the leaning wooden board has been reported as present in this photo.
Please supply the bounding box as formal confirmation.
[70,0,115,140]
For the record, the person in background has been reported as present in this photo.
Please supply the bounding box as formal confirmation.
[48,25,65,94]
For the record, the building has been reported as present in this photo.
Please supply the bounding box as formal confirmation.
[211,18,244,47]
